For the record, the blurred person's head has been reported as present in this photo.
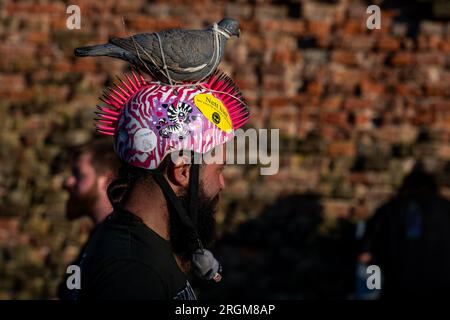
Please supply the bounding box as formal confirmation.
[64,139,120,224]
[398,161,438,198]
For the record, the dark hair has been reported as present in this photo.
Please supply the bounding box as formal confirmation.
[107,151,202,210]
[107,156,172,210]
[398,162,438,197]
[70,139,120,176]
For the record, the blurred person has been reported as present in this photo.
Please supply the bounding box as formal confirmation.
[360,162,450,298]
[58,139,120,299]
[64,140,120,225]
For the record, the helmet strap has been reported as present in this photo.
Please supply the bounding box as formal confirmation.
[152,170,197,234]
[188,163,200,232]
[152,164,222,282]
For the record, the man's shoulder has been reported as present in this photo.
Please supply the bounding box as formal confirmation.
[84,212,171,264]
[77,210,190,299]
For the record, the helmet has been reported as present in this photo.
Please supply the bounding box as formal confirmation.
[95,69,250,282]
[95,70,250,168]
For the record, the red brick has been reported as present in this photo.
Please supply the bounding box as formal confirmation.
[416,52,446,66]
[73,59,97,73]
[344,97,372,111]
[320,125,338,141]
[321,112,347,126]
[263,97,291,108]
[321,96,343,111]
[340,35,375,50]
[425,84,449,96]
[50,17,68,30]
[327,141,356,157]
[342,19,365,35]
[429,35,443,50]
[5,3,62,14]
[263,76,285,92]
[0,74,25,92]
[262,20,282,33]
[226,3,253,19]
[254,4,287,19]
[53,60,73,73]
[316,34,332,48]
[433,100,450,112]
[303,1,336,22]
[26,31,49,44]
[126,16,157,31]
[307,20,331,37]
[282,20,306,36]
[361,78,385,98]
[377,36,401,51]
[355,114,371,128]
[272,49,301,65]
[330,68,363,93]
[439,39,450,53]
[239,20,260,33]
[437,145,450,160]
[0,89,33,102]
[391,52,416,66]
[306,81,324,96]
[233,74,256,91]
[331,50,358,66]
[420,21,444,36]
[395,83,422,96]
[323,200,351,219]
[412,110,435,126]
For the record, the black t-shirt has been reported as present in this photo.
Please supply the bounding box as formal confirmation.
[69,209,196,300]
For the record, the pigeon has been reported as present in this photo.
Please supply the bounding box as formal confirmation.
[74,18,240,84]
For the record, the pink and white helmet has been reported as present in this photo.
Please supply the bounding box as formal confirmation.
[95,70,250,170]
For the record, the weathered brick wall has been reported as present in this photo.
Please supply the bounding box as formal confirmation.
[0,0,449,298]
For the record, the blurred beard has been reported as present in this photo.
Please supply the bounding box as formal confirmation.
[65,181,99,221]
[168,182,219,260]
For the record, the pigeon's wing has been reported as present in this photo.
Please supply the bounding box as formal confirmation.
[109,30,215,73]
[158,29,215,72]
[109,33,164,67]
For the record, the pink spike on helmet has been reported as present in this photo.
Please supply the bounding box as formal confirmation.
[95,69,250,170]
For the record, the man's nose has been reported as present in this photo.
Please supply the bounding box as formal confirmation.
[64,176,76,190]
[219,174,226,191]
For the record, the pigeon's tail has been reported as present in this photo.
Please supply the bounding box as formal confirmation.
[74,43,118,57]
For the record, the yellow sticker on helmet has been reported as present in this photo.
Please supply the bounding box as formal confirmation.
[194,93,232,133]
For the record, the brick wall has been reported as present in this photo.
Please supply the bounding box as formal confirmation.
[0,0,449,298]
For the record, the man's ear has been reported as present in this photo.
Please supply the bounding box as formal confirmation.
[97,175,109,192]
[97,170,115,191]
[166,155,191,189]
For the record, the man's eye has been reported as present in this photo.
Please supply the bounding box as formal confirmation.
[75,173,86,180]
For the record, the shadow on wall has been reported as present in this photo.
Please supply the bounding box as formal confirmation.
[194,193,358,299]
[361,162,450,298]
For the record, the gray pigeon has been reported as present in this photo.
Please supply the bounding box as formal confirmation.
[74,18,240,84]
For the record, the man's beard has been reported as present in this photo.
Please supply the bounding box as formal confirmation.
[65,181,99,220]
[168,183,219,260]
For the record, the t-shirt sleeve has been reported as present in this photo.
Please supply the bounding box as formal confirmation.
[90,259,168,300]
